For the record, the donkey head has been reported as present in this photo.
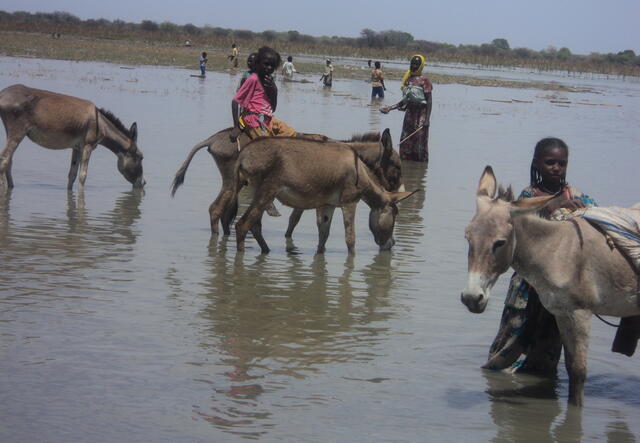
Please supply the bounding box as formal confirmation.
[375,128,404,192]
[369,190,418,250]
[461,166,555,313]
[117,122,145,188]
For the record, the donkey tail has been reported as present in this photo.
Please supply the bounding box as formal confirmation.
[170,137,212,197]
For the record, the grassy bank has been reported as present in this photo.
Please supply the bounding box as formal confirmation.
[0,31,596,92]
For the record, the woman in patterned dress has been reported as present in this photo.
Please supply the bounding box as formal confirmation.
[380,54,433,163]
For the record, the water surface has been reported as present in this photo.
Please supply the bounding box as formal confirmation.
[1,57,639,442]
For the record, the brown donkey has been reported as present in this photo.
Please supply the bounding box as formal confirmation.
[0,84,145,189]
[461,166,640,406]
[227,136,416,254]
[171,128,403,236]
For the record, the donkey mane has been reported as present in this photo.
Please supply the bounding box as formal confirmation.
[343,132,380,143]
[496,185,514,202]
[99,108,132,138]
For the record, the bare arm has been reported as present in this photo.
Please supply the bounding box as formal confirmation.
[229,100,242,142]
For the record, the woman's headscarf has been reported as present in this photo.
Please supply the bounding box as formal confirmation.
[401,54,425,88]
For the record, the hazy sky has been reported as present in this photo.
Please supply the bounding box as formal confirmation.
[2,0,638,55]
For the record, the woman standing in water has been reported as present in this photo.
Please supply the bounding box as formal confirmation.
[381,55,432,163]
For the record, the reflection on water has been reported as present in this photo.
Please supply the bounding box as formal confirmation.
[0,190,143,304]
[191,245,400,436]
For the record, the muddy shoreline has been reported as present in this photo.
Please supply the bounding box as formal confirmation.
[0,31,596,93]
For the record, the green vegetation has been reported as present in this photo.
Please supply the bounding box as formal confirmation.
[0,9,637,89]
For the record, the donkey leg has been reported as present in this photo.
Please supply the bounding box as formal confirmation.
[555,310,592,407]
[4,157,13,188]
[285,208,304,238]
[78,143,97,190]
[221,196,239,235]
[0,133,26,188]
[315,206,336,254]
[67,148,81,189]
[341,203,358,254]
[236,205,268,253]
[209,188,233,235]
[249,214,270,254]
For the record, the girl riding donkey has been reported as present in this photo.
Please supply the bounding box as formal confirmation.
[229,46,297,144]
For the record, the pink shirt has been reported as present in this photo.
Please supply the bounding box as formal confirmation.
[233,73,273,128]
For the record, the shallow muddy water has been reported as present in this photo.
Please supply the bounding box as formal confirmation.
[1,56,639,442]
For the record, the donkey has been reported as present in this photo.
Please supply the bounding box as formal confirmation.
[461,165,640,406]
[170,128,403,236]
[0,84,145,189]
[227,136,416,254]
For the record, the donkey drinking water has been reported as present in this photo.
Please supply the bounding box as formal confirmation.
[225,135,416,254]
[171,128,403,237]
[0,84,145,189]
[461,165,639,406]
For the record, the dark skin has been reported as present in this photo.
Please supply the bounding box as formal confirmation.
[380,56,424,114]
[535,146,586,213]
[230,52,279,142]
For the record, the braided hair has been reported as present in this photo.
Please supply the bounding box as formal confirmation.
[530,137,569,188]
[255,46,281,112]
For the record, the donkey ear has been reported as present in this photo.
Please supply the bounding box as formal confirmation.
[378,128,393,168]
[380,128,392,150]
[477,166,497,198]
[129,122,138,142]
[510,194,556,215]
[390,189,419,204]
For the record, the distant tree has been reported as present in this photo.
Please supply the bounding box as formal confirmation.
[616,49,636,64]
[478,43,498,56]
[491,38,510,50]
[261,30,277,41]
[287,30,300,42]
[159,21,178,34]
[234,29,254,40]
[140,20,159,32]
[557,47,572,59]
[381,30,413,47]
[360,28,377,47]
[182,23,200,35]
[210,27,230,37]
[513,47,533,59]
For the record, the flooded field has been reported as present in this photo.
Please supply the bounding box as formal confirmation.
[0,56,639,442]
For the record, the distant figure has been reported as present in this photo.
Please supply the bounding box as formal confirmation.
[239,52,258,89]
[199,52,208,76]
[320,59,333,87]
[185,40,192,47]
[228,43,239,68]
[367,59,372,68]
[370,61,386,100]
[281,55,297,81]
[380,54,432,162]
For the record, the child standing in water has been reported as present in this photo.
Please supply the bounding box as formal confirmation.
[484,137,596,374]
[229,46,296,142]
[199,52,208,76]
[228,43,239,68]
[370,61,386,100]
[281,56,297,81]
[320,59,333,87]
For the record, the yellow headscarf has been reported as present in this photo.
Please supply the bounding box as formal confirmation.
[401,54,425,88]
